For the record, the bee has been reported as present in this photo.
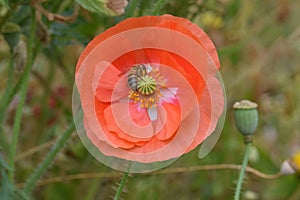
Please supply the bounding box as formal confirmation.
[127,64,148,91]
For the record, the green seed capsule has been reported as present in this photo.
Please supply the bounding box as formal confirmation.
[137,75,156,95]
[233,100,258,136]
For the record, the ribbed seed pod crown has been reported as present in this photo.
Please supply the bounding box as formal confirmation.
[233,100,258,136]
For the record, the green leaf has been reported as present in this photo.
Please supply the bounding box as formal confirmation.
[75,0,119,16]
[0,157,11,171]
[0,170,14,200]
[0,167,30,200]
[0,0,9,6]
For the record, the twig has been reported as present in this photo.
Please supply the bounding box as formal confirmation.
[16,164,282,188]
[15,140,56,161]
[31,0,79,23]
[15,134,77,161]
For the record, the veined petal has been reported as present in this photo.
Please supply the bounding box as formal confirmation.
[155,101,181,141]
[103,101,155,140]
[185,74,224,152]
[76,15,219,74]
[95,62,129,102]
[147,107,158,121]
[160,88,177,104]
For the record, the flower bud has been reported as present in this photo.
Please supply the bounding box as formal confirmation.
[13,38,27,73]
[279,151,300,175]
[280,160,296,175]
[106,0,128,15]
[233,100,258,136]
[76,0,128,16]
[1,22,21,50]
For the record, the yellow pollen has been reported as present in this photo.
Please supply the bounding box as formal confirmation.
[127,66,166,108]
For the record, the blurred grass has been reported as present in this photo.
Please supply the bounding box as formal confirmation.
[0,0,300,199]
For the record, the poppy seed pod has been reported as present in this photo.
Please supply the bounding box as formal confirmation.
[233,100,258,136]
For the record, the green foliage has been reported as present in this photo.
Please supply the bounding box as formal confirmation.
[43,183,76,200]
[0,156,10,171]
[0,169,14,200]
[0,0,9,7]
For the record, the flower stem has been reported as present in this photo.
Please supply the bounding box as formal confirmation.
[113,171,129,200]
[22,122,75,194]
[151,0,168,15]
[113,162,131,200]
[0,55,13,151]
[8,8,36,182]
[125,0,139,18]
[0,72,24,124]
[234,139,252,200]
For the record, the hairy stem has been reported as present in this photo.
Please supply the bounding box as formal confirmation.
[0,73,23,124]
[234,142,252,200]
[8,8,36,182]
[113,162,131,200]
[0,55,13,151]
[22,122,75,194]
[113,172,129,200]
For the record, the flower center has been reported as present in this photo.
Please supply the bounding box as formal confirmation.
[127,65,165,108]
[137,75,156,95]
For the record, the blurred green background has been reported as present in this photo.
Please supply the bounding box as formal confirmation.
[0,0,300,199]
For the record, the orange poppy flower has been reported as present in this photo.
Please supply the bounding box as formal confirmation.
[74,15,225,169]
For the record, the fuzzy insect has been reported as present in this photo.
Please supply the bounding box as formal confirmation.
[127,64,148,91]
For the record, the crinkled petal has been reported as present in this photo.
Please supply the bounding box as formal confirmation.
[76,15,219,74]
[155,101,181,141]
[95,61,129,102]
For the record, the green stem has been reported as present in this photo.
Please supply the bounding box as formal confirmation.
[8,8,36,182]
[125,0,139,18]
[0,55,14,151]
[234,141,252,200]
[5,53,14,100]
[151,0,168,15]
[113,162,131,200]
[23,122,75,194]
[113,171,129,200]
[0,73,23,124]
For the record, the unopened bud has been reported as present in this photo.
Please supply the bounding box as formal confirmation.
[280,160,296,175]
[13,39,27,73]
[107,0,128,15]
[233,100,258,136]
[280,151,300,175]
[1,22,21,50]
[76,0,128,16]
